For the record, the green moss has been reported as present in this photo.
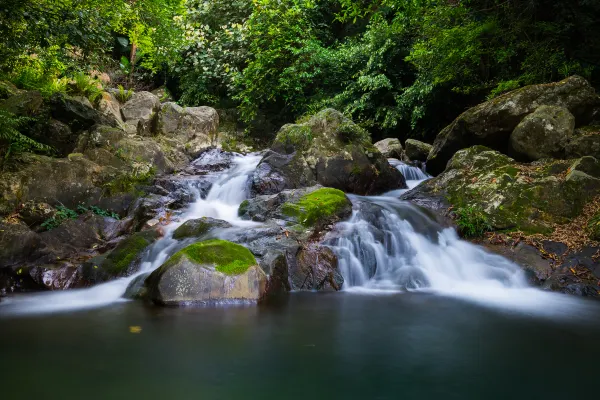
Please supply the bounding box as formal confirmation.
[337,122,370,145]
[103,167,156,196]
[167,239,257,276]
[103,231,159,274]
[238,200,250,216]
[454,205,492,238]
[274,125,313,152]
[281,188,349,227]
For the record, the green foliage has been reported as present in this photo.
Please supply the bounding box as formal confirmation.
[41,204,120,231]
[454,206,492,238]
[0,109,52,160]
[115,85,134,103]
[167,239,257,275]
[40,205,78,230]
[281,188,349,227]
[103,166,156,196]
[69,72,104,103]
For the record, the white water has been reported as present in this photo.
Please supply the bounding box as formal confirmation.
[0,152,262,315]
[329,194,598,318]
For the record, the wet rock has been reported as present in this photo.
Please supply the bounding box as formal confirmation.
[0,222,49,268]
[28,266,82,291]
[172,217,232,240]
[259,251,291,298]
[80,230,161,285]
[374,138,403,159]
[427,76,600,175]
[510,105,575,160]
[146,240,267,305]
[124,273,151,300]
[239,186,352,230]
[288,245,343,291]
[404,139,433,162]
[252,109,406,196]
[18,201,56,231]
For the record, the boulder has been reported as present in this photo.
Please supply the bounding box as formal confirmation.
[0,90,44,116]
[239,186,352,229]
[0,81,22,100]
[404,139,433,162]
[121,91,161,134]
[427,76,600,175]
[97,91,124,127]
[288,244,343,291]
[374,138,403,159]
[172,217,232,240]
[50,93,116,132]
[565,126,600,159]
[157,102,219,157]
[510,105,575,160]
[41,119,76,157]
[404,146,600,234]
[146,240,267,305]
[0,222,49,268]
[80,230,160,285]
[252,109,406,195]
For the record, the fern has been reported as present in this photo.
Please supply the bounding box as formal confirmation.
[0,110,52,159]
[69,72,104,104]
[115,85,134,103]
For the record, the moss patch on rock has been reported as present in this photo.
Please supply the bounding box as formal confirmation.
[281,188,350,227]
[166,239,257,275]
[103,230,160,275]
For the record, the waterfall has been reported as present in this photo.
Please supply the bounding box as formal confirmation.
[327,194,591,316]
[0,152,262,315]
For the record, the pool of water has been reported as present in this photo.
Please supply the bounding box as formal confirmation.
[1,292,599,400]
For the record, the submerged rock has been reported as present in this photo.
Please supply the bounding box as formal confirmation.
[146,240,267,305]
[252,109,406,195]
[426,76,600,175]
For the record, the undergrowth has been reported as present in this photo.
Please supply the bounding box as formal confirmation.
[454,205,492,238]
[41,204,120,231]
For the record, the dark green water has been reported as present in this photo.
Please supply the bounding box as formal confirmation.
[1,292,599,400]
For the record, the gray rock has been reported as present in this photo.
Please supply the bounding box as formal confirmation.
[121,91,160,133]
[374,138,403,159]
[510,105,575,160]
[404,139,433,162]
[172,217,232,240]
[427,76,600,175]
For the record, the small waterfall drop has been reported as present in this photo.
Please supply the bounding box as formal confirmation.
[0,152,262,315]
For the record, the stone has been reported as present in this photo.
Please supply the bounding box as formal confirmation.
[0,90,44,116]
[0,222,49,268]
[121,91,161,133]
[427,76,600,175]
[157,102,219,157]
[172,217,232,240]
[50,93,116,132]
[97,91,124,127]
[374,138,403,159]
[404,139,433,162]
[252,109,406,196]
[403,146,600,234]
[288,245,343,291]
[146,240,267,305]
[80,230,161,285]
[565,126,600,159]
[510,105,575,160]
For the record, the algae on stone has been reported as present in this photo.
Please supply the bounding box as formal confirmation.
[165,239,257,275]
[281,188,351,227]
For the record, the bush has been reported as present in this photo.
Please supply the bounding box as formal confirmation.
[454,206,492,238]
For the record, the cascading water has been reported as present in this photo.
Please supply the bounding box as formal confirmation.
[327,193,595,317]
[0,152,262,315]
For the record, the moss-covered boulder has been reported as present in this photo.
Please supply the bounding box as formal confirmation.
[0,90,44,116]
[239,186,352,229]
[510,105,575,160]
[145,240,267,305]
[403,146,600,234]
[404,139,433,162]
[252,109,406,195]
[80,230,160,284]
[427,76,600,175]
[374,138,403,159]
[172,217,232,240]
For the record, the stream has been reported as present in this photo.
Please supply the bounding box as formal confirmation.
[1,153,599,399]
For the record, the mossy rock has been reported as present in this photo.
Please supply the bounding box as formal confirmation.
[281,188,352,227]
[146,240,267,305]
[81,230,160,284]
[253,108,406,196]
[405,146,600,234]
[172,217,232,240]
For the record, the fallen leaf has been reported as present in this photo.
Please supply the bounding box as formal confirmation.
[129,326,142,334]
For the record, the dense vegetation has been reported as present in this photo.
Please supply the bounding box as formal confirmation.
[1,0,599,152]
